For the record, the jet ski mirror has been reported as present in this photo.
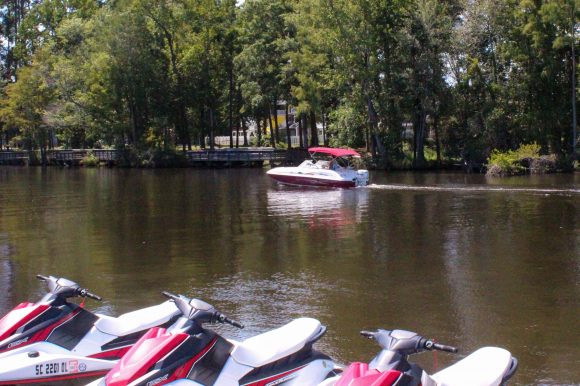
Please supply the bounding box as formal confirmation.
[162,291,199,318]
[37,274,102,301]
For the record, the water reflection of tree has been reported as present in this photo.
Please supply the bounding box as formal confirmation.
[0,234,15,314]
[440,192,580,382]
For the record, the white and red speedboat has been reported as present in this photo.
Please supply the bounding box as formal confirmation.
[267,147,369,188]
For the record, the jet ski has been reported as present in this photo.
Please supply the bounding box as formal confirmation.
[0,275,180,385]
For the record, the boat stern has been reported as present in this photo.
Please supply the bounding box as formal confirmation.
[355,170,369,187]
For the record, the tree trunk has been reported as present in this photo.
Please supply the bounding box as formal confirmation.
[38,128,47,166]
[228,66,234,149]
[179,102,189,152]
[235,121,239,148]
[163,126,169,149]
[257,117,262,146]
[412,121,417,166]
[273,101,280,147]
[285,104,291,149]
[365,96,377,157]
[298,114,304,148]
[309,111,318,146]
[363,52,376,154]
[572,4,577,159]
[434,114,441,167]
[263,116,269,147]
[415,107,426,168]
[209,108,215,151]
[302,115,309,148]
[236,83,243,149]
[200,108,205,149]
[241,117,248,147]
[322,111,327,146]
[268,109,276,148]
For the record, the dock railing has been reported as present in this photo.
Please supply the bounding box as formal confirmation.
[0,148,295,166]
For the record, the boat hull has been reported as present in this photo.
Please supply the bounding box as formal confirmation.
[267,173,356,188]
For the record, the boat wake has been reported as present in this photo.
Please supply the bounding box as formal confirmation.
[366,184,580,195]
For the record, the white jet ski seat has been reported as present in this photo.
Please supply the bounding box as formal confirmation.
[232,318,323,368]
[431,347,512,386]
[94,301,179,337]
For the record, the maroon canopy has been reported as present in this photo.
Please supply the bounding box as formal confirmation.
[308,147,361,158]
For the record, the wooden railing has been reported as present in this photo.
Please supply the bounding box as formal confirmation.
[47,149,118,162]
[185,149,287,163]
[0,148,295,166]
[0,151,30,163]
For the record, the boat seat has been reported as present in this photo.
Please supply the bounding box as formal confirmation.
[231,318,323,368]
[94,301,179,337]
[431,347,512,386]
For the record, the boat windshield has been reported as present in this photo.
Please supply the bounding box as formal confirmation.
[309,154,354,170]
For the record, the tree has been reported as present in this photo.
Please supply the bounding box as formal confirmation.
[405,0,453,167]
[0,52,55,162]
[236,0,294,148]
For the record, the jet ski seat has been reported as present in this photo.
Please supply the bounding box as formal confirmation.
[231,318,323,368]
[430,347,513,386]
[94,301,179,337]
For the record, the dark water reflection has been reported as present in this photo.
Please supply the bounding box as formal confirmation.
[0,167,578,384]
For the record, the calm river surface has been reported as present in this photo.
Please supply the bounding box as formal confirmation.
[0,167,578,385]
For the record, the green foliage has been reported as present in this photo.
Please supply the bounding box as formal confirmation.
[327,102,366,148]
[80,151,99,167]
[0,53,55,152]
[140,147,187,168]
[487,149,524,176]
[486,143,547,176]
[0,0,578,171]
[514,143,542,159]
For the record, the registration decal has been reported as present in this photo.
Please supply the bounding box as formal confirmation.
[34,360,86,376]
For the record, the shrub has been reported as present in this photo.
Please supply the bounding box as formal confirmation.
[140,147,187,168]
[80,151,99,167]
[116,145,140,167]
[486,143,545,176]
[513,143,541,159]
[486,149,523,176]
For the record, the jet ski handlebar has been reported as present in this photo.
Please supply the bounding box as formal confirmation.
[425,341,458,353]
[37,274,102,301]
[216,313,244,329]
[162,291,244,329]
[360,329,458,355]
[161,291,181,301]
[76,288,103,301]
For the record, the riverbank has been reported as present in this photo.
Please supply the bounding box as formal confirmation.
[1,147,577,175]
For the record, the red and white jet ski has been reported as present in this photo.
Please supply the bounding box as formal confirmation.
[318,328,518,386]
[0,275,180,385]
[267,147,369,188]
[87,291,337,386]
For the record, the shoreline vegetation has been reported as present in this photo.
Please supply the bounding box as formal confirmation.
[485,143,574,177]
[0,144,577,176]
[0,0,578,176]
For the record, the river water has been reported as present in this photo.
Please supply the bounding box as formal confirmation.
[0,167,578,385]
